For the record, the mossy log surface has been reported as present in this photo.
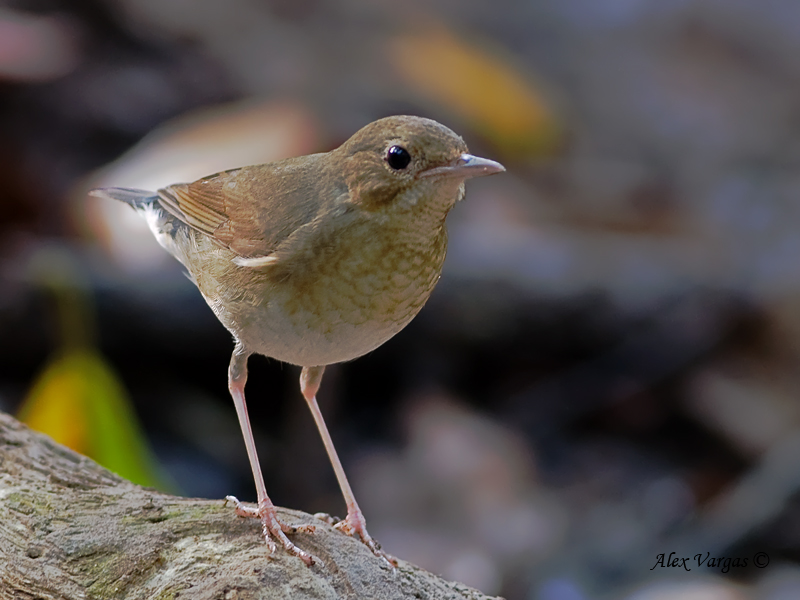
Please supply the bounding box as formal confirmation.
[0,412,497,600]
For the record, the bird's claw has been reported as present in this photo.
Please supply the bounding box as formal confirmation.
[316,510,397,567]
[225,496,320,566]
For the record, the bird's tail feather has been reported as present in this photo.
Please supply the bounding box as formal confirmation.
[89,187,157,208]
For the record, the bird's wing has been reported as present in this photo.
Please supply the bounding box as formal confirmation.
[156,156,326,259]
[157,167,265,257]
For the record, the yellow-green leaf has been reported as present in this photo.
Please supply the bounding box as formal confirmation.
[18,349,170,491]
[389,28,562,157]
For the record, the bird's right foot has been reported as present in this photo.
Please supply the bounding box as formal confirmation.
[225,495,319,566]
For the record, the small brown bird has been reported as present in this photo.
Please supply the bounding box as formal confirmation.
[91,115,504,565]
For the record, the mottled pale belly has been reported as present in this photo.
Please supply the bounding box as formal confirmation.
[229,297,422,367]
[200,248,443,367]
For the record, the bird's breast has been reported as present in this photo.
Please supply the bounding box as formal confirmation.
[199,225,448,367]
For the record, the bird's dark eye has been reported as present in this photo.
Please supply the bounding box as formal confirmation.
[386,145,411,170]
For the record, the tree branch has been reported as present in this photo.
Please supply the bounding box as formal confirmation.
[0,412,497,600]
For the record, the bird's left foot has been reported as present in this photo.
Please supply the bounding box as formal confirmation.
[315,509,398,567]
[225,495,318,565]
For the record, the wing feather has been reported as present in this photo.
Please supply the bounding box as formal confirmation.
[154,154,333,261]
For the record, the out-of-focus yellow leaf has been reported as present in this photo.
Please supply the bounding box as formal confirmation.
[389,29,561,157]
[18,349,168,490]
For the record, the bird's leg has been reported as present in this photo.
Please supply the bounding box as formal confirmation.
[300,366,395,565]
[225,345,317,565]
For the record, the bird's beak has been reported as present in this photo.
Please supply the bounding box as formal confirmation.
[420,153,506,180]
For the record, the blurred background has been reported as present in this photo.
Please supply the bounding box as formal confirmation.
[1,0,800,598]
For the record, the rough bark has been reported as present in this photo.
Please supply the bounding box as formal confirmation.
[0,412,497,600]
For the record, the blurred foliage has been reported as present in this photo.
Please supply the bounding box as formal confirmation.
[18,349,168,490]
[390,27,562,157]
[15,250,170,491]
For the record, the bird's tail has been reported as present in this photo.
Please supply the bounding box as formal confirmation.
[89,187,158,208]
